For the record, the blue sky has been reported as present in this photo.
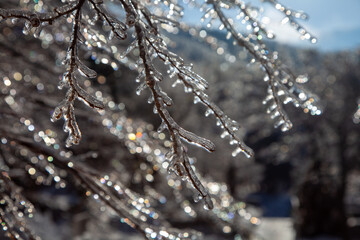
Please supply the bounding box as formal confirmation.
[269,0,360,50]
[278,0,360,32]
[182,0,360,51]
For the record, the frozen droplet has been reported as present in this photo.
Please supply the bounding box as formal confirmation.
[147,95,154,104]
[193,96,200,104]
[51,107,62,122]
[220,131,229,139]
[157,121,167,133]
[274,119,285,128]
[229,139,238,145]
[33,27,42,38]
[153,105,158,114]
[194,194,203,203]
[281,121,293,132]
[267,103,277,114]
[203,195,214,210]
[283,97,292,104]
[184,86,192,93]
[277,90,285,96]
[232,147,242,157]
[22,21,31,35]
[162,94,173,106]
[226,32,232,40]
[11,18,18,24]
[270,111,280,119]
[108,30,114,40]
[58,80,67,90]
[243,150,252,158]
[205,109,214,117]
[136,82,146,96]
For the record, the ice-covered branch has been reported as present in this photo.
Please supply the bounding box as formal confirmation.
[0,1,84,35]
[264,0,317,43]
[53,0,104,146]
[133,18,214,209]
[208,0,321,132]
[0,172,39,240]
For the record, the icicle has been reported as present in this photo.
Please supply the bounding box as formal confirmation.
[108,30,114,40]
[203,195,213,210]
[11,18,18,24]
[277,90,285,96]
[147,95,154,104]
[178,127,215,152]
[263,94,274,104]
[172,79,182,88]
[73,83,104,109]
[153,105,158,114]
[120,41,137,59]
[184,86,192,93]
[160,93,173,106]
[231,147,243,157]
[266,103,277,114]
[76,59,97,78]
[136,82,147,96]
[22,21,31,35]
[270,110,280,119]
[220,131,229,138]
[283,97,292,104]
[33,26,42,38]
[169,69,177,79]
[194,194,203,203]
[58,73,69,90]
[281,121,293,132]
[205,109,214,117]
[232,147,251,158]
[157,121,167,133]
[51,107,62,122]
[226,32,232,40]
[193,96,200,104]
[274,119,285,128]
[136,70,145,83]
